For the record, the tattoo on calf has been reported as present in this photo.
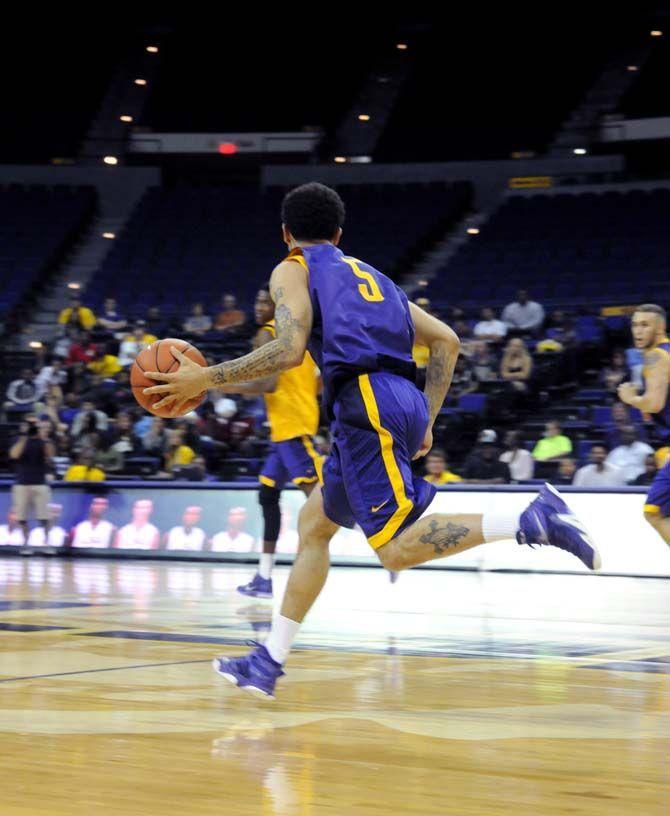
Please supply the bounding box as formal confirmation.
[419,520,470,555]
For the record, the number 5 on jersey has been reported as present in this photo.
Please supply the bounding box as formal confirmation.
[342,257,385,303]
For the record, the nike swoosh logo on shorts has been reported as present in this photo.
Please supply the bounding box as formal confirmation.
[371,499,390,513]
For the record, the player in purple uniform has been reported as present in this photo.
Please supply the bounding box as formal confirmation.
[144,182,600,699]
[617,304,670,545]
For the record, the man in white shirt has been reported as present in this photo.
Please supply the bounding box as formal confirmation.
[499,431,534,482]
[166,506,206,550]
[573,445,627,487]
[0,508,25,546]
[605,427,654,483]
[474,307,508,343]
[502,290,545,333]
[115,499,160,549]
[71,497,116,548]
[27,503,68,548]
[211,507,256,553]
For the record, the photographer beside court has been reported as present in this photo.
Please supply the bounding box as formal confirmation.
[9,416,55,543]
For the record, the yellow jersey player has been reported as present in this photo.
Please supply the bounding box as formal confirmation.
[218,284,322,598]
[617,304,670,545]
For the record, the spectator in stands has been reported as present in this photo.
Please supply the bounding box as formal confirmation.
[573,444,627,487]
[142,417,168,456]
[470,340,498,382]
[58,393,80,427]
[605,426,654,483]
[183,302,212,336]
[70,400,109,440]
[474,307,507,343]
[4,369,42,417]
[66,331,98,366]
[96,297,127,334]
[547,311,578,349]
[555,457,577,485]
[53,326,77,360]
[52,436,72,479]
[214,294,246,331]
[499,431,534,482]
[107,412,141,460]
[145,306,169,338]
[58,295,96,331]
[118,321,157,367]
[92,435,124,473]
[36,358,67,392]
[500,338,533,391]
[88,344,122,377]
[605,401,648,448]
[600,349,629,396]
[63,450,105,482]
[502,290,544,335]
[38,394,66,437]
[164,429,196,475]
[449,356,478,398]
[532,421,572,461]
[423,448,462,484]
[462,437,510,484]
[631,454,658,486]
[178,454,209,481]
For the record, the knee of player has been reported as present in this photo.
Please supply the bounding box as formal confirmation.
[258,484,280,507]
[376,542,408,572]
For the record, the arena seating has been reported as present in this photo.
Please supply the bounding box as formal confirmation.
[85,182,472,317]
[419,187,670,311]
[0,185,96,321]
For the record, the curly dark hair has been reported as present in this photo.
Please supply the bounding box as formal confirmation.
[281,182,345,241]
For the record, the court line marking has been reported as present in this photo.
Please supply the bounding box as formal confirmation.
[0,659,210,684]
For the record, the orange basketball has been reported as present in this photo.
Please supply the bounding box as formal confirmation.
[131,338,207,418]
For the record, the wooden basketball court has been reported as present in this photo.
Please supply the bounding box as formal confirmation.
[1,557,668,815]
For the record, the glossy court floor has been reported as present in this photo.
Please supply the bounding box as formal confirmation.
[1,556,669,815]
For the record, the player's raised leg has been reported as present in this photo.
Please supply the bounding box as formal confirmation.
[376,483,600,572]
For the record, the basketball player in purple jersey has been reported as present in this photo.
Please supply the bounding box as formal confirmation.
[145,182,600,699]
[617,304,670,545]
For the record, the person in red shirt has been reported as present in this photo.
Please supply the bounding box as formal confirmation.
[66,331,98,365]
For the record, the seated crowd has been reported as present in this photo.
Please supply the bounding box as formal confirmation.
[2,288,667,486]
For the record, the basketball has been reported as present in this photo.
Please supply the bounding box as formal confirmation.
[131,337,207,417]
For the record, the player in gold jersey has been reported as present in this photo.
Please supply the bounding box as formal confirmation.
[219,285,322,598]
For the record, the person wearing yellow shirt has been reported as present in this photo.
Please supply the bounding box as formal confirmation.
[88,352,122,377]
[58,296,96,331]
[164,429,196,472]
[63,452,106,482]
[424,448,463,485]
[217,284,322,598]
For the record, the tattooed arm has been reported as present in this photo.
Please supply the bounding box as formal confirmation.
[618,349,670,413]
[409,302,460,456]
[215,326,279,395]
[143,261,311,413]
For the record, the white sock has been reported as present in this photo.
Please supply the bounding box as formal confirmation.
[482,512,521,543]
[264,614,301,664]
[258,552,275,580]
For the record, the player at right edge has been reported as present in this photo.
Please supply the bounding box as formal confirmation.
[617,304,670,545]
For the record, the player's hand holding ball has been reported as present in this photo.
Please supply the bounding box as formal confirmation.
[132,339,209,418]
